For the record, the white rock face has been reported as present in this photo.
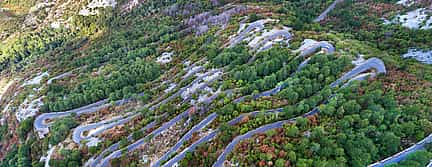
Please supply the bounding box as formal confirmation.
[156,52,174,64]
[203,71,222,82]
[402,49,432,64]
[22,72,49,87]
[247,27,291,52]
[38,127,49,139]
[352,54,366,65]
[121,0,139,13]
[183,60,191,67]
[39,145,55,167]
[228,18,291,52]
[87,0,117,9]
[79,0,117,16]
[142,155,150,164]
[181,70,222,100]
[50,22,61,29]
[396,0,414,6]
[382,18,392,25]
[0,8,9,12]
[186,6,247,35]
[183,66,203,79]
[294,39,319,53]
[394,8,432,30]
[16,95,44,122]
[17,72,49,122]
[228,19,278,47]
[197,87,221,104]
[78,8,98,16]
[30,2,55,13]
[164,83,177,93]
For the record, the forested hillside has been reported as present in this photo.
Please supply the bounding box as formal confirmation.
[0,0,432,167]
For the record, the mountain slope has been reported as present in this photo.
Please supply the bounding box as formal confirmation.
[1,0,432,167]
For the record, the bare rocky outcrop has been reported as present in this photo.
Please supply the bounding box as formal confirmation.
[401,49,432,64]
[79,0,117,16]
[185,5,247,35]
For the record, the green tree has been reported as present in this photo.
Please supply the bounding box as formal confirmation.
[379,132,400,156]
[275,158,286,167]
[285,125,299,137]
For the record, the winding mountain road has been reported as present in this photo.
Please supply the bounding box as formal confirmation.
[160,40,340,166]
[161,108,285,167]
[34,96,137,138]
[253,29,292,52]
[98,108,192,167]
[330,58,386,87]
[234,40,336,104]
[34,99,110,137]
[72,113,136,144]
[212,58,386,166]
[88,69,223,166]
[47,71,74,84]
[151,112,218,167]
[212,118,296,167]
[85,121,157,167]
[36,66,217,140]
[298,41,335,57]
[313,0,344,22]
[150,69,222,111]
[87,33,386,167]
[369,133,432,167]
[229,19,269,48]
